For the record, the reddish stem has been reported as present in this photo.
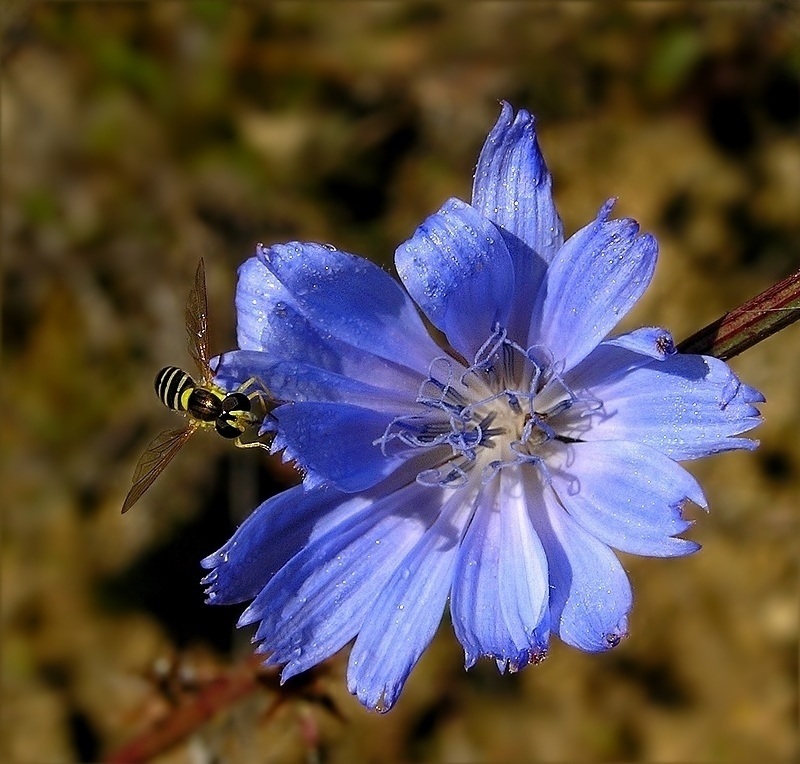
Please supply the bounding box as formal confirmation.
[104,655,274,764]
[677,269,800,360]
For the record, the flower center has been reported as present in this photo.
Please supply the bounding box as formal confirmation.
[378,327,593,488]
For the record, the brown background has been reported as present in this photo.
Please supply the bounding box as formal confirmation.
[2,2,798,762]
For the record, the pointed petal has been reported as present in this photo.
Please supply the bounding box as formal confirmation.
[531,482,632,652]
[549,441,705,557]
[535,200,658,372]
[395,198,515,360]
[237,245,442,376]
[472,101,564,262]
[200,484,354,605]
[470,103,564,345]
[244,481,441,683]
[560,349,764,459]
[272,402,402,492]
[451,468,549,671]
[347,486,475,711]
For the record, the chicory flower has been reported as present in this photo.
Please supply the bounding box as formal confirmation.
[203,103,763,711]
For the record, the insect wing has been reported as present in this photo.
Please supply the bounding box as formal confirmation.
[185,258,211,379]
[121,426,195,513]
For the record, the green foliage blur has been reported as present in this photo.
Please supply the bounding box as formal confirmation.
[2,3,798,762]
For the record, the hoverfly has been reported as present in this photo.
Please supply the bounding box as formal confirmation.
[122,259,271,513]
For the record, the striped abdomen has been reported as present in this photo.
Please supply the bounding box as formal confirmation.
[155,366,195,412]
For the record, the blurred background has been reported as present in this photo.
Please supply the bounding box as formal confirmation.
[2,2,798,762]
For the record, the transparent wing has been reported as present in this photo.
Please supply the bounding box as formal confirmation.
[185,258,210,379]
[121,426,196,514]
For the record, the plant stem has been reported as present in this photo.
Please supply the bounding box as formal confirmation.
[678,269,800,360]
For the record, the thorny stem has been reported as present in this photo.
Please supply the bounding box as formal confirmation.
[678,269,800,360]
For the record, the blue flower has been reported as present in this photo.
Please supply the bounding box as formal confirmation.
[203,103,763,712]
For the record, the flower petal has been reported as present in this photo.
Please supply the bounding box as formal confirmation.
[244,480,442,684]
[200,484,352,605]
[535,200,658,372]
[472,101,564,263]
[272,402,403,492]
[548,441,705,557]
[531,480,632,652]
[231,262,431,395]
[347,486,475,711]
[601,326,676,360]
[534,331,669,416]
[239,245,442,376]
[395,198,515,360]
[450,468,549,671]
[470,103,564,344]
[214,353,422,413]
[560,349,764,459]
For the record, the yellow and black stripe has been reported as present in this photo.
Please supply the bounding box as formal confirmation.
[153,365,255,436]
[123,260,271,514]
[155,366,194,411]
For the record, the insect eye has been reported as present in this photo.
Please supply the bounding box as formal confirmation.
[215,420,241,439]
[222,392,251,412]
